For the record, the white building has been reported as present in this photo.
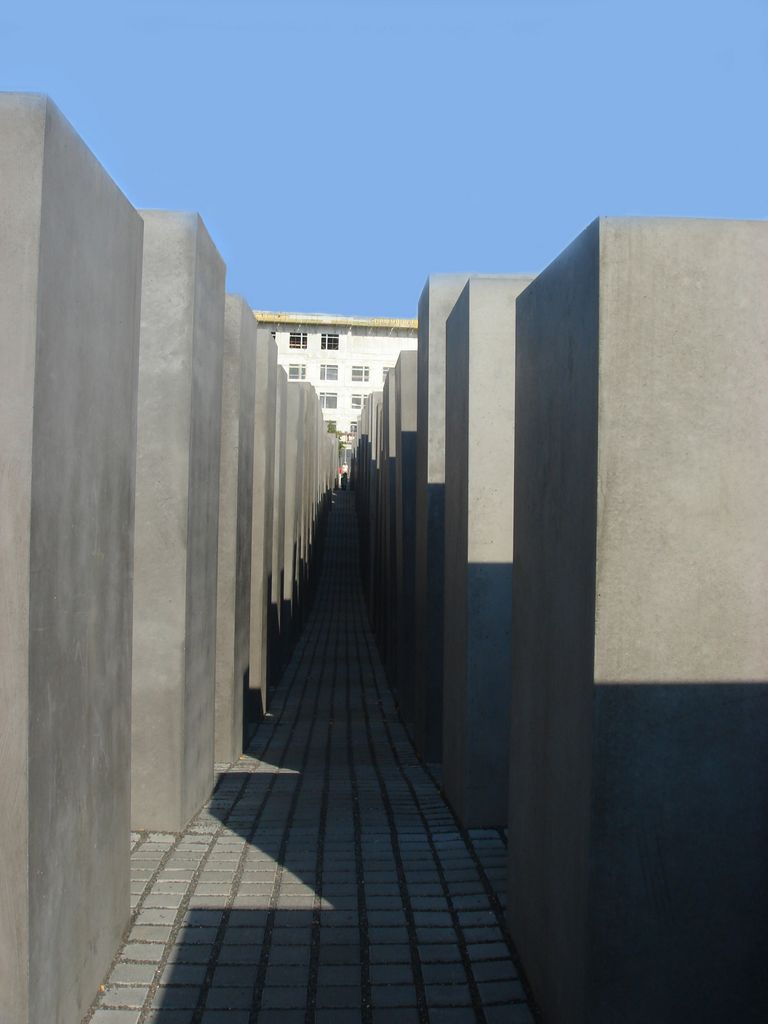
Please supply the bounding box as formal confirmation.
[253,310,418,441]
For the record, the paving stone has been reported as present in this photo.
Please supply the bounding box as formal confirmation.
[466,942,510,961]
[91,1012,141,1024]
[260,986,307,1008]
[369,963,414,985]
[425,983,473,1007]
[100,986,150,1008]
[122,942,167,962]
[478,978,527,1003]
[316,964,361,986]
[315,1011,362,1024]
[109,962,158,985]
[484,1005,535,1024]
[200,1012,250,1024]
[253,1013,306,1024]
[427,1009,478,1024]
[314,984,362,1007]
[160,963,208,986]
[373,1011,421,1024]
[152,986,201,1009]
[128,925,173,943]
[166,944,214,964]
[144,1011,195,1024]
[371,984,419,1007]
[205,987,253,1009]
[421,962,468,985]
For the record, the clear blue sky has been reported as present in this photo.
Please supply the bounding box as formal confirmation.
[2,0,766,318]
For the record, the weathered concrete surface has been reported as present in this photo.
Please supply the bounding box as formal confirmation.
[509,217,768,1024]
[0,94,142,1024]
[443,275,532,828]
[382,373,398,678]
[282,382,302,636]
[366,391,383,619]
[132,210,225,830]
[246,327,277,729]
[394,351,418,728]
[269,366,288,681]
[214,295,257,764]
[413,274,469,762]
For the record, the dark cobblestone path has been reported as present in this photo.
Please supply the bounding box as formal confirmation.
[85,493,534,1024]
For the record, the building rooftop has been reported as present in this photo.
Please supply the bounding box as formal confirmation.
[253,310,418,331]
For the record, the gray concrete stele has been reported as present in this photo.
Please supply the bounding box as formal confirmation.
[214,295,258,764]
[413,274,470,763]
[508,216,768,1024]
[443,275,533,828]
[0,93,143,1024]
[131,210,225,832]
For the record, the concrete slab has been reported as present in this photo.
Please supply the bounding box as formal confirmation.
[414,274,470,762]
[366,391,383,617]
[282,382,302,636]
[269,366,288,681]
[214,295,257,764]
[443,275,533,828]
[246,327,277,729]
[0,94,143,1024]
[131,210,225,830]
[394,351,418,727]
[509,217,768,1023]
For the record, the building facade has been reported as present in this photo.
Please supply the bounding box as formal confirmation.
[254,310,418,440]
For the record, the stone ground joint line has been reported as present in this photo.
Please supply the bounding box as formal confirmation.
[84,493,535,1024]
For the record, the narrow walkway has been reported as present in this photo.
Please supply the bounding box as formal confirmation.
[86,493,534,1024]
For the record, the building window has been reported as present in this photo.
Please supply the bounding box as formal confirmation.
[288,364,306,380]
[320,364,338,381]
[289,332,308,349]
[320,392,338,410]
[351,365,370,383]
[350,422,358,434]
[351,394,363,409]
[321,333,339,350]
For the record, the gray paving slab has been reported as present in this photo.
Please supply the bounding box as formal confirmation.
[83,494,534,1024]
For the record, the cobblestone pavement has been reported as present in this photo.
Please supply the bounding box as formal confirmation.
[84,493,535,1024]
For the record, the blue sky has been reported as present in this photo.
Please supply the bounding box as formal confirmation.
[2,0,766,317]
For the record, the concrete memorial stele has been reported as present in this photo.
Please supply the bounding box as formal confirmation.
[443,274,533,828]
[0,93,143,1024]
[508,216,768,1024]
[413,274,470,762]
[214,295,257,764]
[131,210,225,831]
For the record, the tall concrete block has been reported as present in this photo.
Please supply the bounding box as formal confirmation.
[443,276,533,827]
[394,351,418,726]
[414,274,469,762]
[132,210,225,830]
[282,383,303,633]
[246,327,277,728]
[214,295,257,764]
[509,217,768,1024]
[0,94,142,1024]
[269,366,288,679]
[380,374,398,674]
[293,384,310,610]
[366,392,383,615]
